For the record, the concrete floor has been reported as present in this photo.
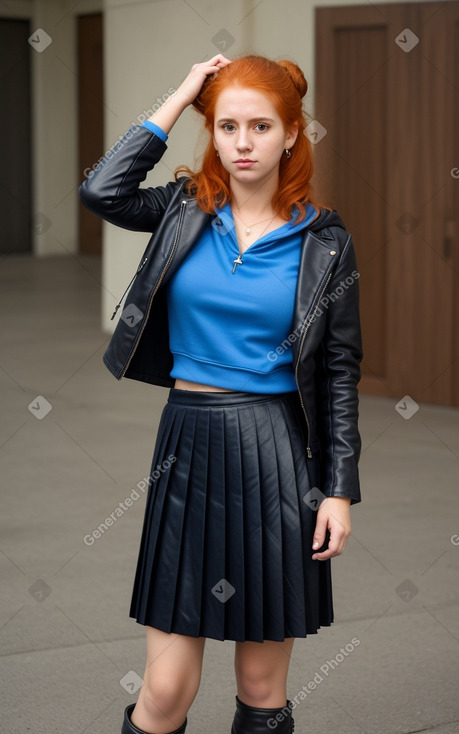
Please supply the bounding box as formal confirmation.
[1,254,458,734]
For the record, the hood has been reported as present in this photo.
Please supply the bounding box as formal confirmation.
[309,207,347,236]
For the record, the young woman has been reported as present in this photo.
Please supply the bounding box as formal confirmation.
[79,53,362,734]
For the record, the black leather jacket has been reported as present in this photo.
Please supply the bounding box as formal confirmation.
[79,124,363,503]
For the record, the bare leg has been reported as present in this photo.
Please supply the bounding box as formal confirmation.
[234,638,295,708]
[131,626,206,734]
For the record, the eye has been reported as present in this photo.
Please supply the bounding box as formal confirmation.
[255,123,269,132]
[222,123,235,132]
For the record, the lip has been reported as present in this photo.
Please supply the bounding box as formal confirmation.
[234,159,256,168]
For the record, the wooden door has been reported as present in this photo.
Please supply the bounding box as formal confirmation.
[0,19,32,254]
[314,2,459,406]
[77,13,104,255]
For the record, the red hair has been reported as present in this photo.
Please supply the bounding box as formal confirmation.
[175,55,327,222]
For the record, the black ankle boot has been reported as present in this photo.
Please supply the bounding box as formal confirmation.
[231,695,294,733]
[122,703,187,734]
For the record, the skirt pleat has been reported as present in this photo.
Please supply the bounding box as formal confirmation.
[129,389,334,642]
[238,405,263,641]
[220,405,245,640]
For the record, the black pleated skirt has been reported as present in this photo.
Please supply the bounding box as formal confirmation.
[129,388,333,642]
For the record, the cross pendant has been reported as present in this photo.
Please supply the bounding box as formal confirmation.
[232,255,243,274]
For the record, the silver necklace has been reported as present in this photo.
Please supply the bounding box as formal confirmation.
[232,208,275,236]
[231,209,277,274]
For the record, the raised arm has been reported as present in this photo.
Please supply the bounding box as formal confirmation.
[78,55,231,232]
[145,54,231,134]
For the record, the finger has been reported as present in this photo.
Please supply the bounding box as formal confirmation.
[191,62,218,72]
[312,514,327,553]
[312,547,333,561]
[207,53,232,65]
[312,539,339,561]
[312,529,349,561]
[191,56,231,75]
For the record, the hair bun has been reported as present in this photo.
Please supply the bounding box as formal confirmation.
[278,59,308,99]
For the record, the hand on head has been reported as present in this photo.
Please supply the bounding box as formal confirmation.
[178,55,232,108]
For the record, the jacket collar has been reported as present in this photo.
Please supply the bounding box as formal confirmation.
[292,207,347,336]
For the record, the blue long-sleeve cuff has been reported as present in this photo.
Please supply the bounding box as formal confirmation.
[141,120,168,142]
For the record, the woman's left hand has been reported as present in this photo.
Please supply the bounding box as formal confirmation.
[311,496,352,560]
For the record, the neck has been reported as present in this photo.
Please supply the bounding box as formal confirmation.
[229,172,279,219]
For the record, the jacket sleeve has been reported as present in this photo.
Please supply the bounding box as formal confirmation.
[78,124,179,232]
[316,233,363,504]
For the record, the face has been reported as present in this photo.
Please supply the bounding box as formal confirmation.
[212,85,298,190]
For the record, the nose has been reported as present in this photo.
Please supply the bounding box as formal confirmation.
[235,128,252,153]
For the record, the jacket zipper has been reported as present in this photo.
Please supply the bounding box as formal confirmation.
[294,271,333,458]
[110,256,148,321]
[120,199,187,378]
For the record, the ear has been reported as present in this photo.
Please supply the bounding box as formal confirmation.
[285,122,299,150]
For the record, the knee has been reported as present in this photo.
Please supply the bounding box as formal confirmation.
[141,673,195,718]
[235,662,278,706]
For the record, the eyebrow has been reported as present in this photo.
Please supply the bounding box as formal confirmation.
[216,117,276,124]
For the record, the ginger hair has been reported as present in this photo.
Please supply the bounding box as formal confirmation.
[175,55,327,222]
